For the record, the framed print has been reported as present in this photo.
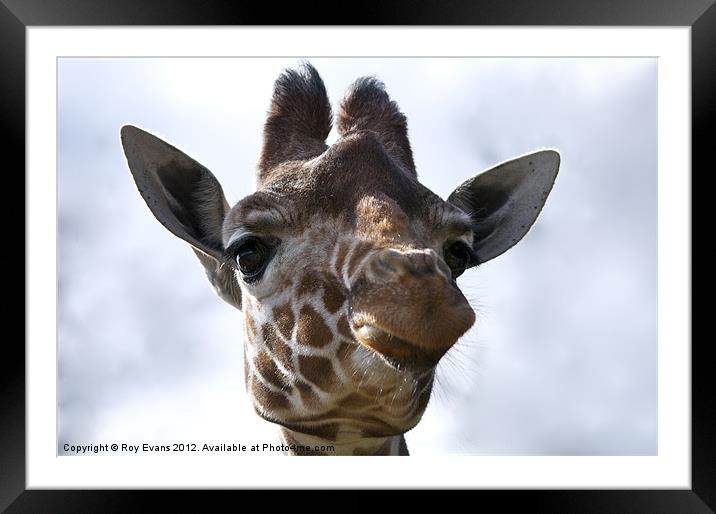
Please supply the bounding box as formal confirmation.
[3,0,709,511]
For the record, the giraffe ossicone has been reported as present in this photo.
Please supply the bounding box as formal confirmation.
[121,62,560,456]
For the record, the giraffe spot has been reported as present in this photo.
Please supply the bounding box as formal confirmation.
[296,273,322,297]
[321,274,346,313]
[297,273,346,314]
[334,239,350,276]
[296,305,333,348]
[346,241,374,278]
[337,316,353,340]
[299,355,339,392]
[273,303,295,340]
[295,380,322,410]
[263,323,294,371]
[255,351,290,390]
[250,376,290,410]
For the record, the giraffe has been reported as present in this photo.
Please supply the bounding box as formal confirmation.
[120,62,560,455]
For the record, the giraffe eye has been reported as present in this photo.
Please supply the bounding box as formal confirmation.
[233,237,270,282]
[444,241,474,279]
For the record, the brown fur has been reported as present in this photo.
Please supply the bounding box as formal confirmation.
[254,351,290,390]
[295,380,322,410]
[272,303,295,340]
[250,377,290,411]
[296,273,346,314]
[262,323,295,372]
[320,275,346,313]
[295,305,333,348]
[337,76,416,176]
[258,64,332,178]
[298,355,340,393]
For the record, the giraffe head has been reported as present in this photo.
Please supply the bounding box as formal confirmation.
[121,63,559,448]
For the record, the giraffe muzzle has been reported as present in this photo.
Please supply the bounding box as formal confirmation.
[349,248,476,370]
[353,324,445,370]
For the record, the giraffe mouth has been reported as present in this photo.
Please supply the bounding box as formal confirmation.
[352,323,444,371]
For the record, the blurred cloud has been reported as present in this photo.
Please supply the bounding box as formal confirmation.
[58,57,657,455]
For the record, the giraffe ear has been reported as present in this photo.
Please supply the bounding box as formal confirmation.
[447,150,560,264]
[120,125,242,310]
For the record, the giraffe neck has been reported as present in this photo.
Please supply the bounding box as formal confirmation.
[277,426,408,456]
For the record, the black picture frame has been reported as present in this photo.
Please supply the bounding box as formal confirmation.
[2,1,708,511]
